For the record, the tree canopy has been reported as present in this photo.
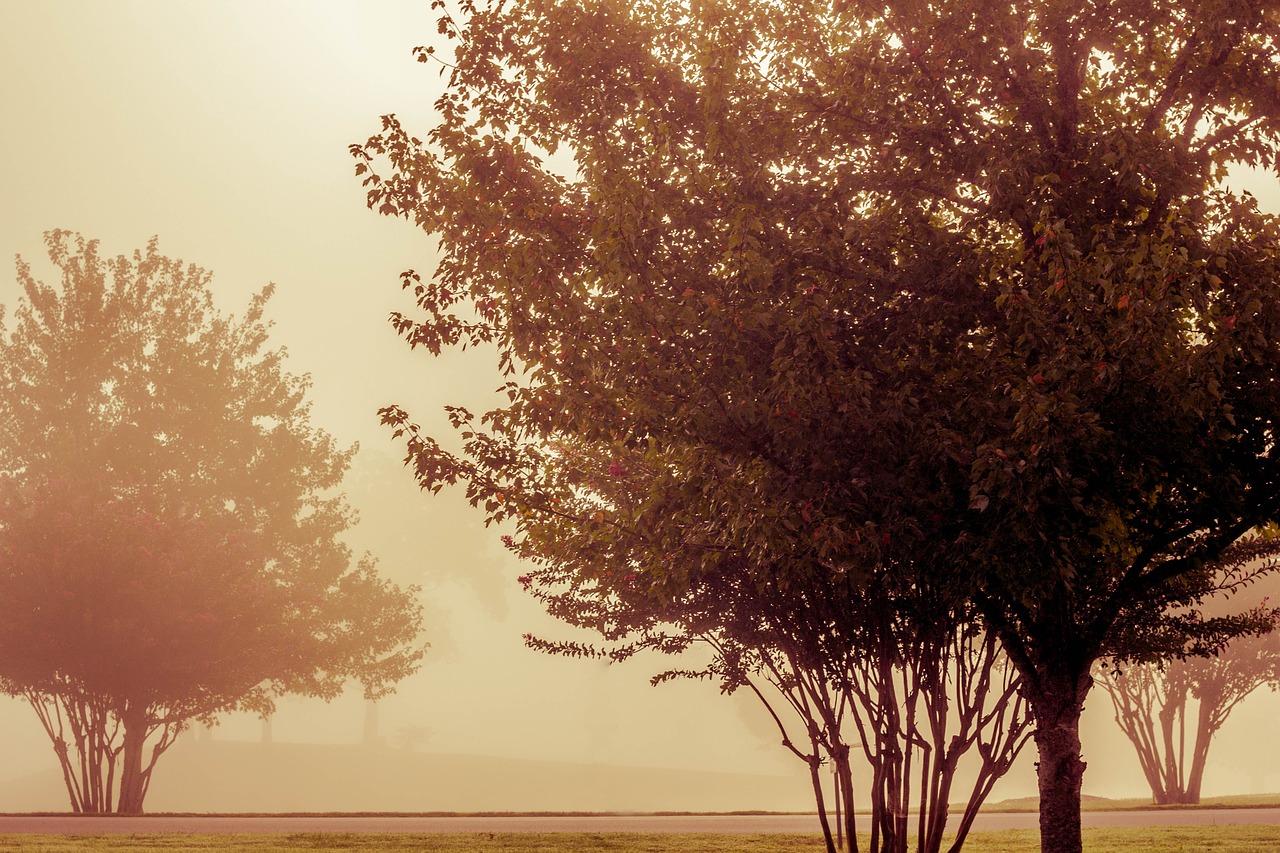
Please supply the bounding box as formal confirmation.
[0,232,425,813]
[357,2,1280,851]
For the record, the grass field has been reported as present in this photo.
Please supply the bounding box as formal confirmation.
[987,792,1280,812]
[1,828,1280,852]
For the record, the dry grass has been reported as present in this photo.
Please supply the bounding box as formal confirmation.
[1,827,1280,852]
[984,792,1280,812]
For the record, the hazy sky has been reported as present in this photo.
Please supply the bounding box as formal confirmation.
[2,0,1279,810]
[0,0,805,801]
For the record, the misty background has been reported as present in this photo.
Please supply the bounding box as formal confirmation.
[1,0,1278,810]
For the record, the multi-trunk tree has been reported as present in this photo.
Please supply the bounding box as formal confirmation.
[511,441,1029,853]
[1098,537,1280,805]
[357,3,1280,851]
[522,517,1030,853]
[0,232,425,813]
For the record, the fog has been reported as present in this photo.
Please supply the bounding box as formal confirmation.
[1,0,1278,812]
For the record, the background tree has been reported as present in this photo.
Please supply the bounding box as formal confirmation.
[0,232,425,814]
[357,2,1280,851]
[1098,538,1280,805]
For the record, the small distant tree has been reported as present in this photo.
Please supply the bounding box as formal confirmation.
[393,722,431,752]
[1099,539,1280,805]
[0,232,425,814]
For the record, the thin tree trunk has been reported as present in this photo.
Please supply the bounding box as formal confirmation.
[808,754,838,853]
[868,754,883,853]
[1156,693,1180,803]
[1184,687,1223,805]
[916,745,932,853]
[833,760,843,852]
[835,747,858,853]
[52,737,84,813]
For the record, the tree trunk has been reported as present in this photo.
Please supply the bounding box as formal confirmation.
[807,753,839,853]
[831,744,858,853]
[1155,673,1192,803]
[1031,671,1091,853]
[364,699,381,746]
[1184,685,1223,805]
[115,719,148,815]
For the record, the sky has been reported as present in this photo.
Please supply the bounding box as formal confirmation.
[2,0,1280,811]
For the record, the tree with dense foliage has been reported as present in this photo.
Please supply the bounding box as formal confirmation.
[0,232,425,814]
[357,2,1280,851]
[1098,538,1280,805]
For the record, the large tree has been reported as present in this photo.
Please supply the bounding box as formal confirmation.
[357,2,1280,851]
[0,232,425,814]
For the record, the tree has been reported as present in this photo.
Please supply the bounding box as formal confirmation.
[524,535,1031,853]
[514,441,1030,853]
[356,3,1280,851]
[1098,538,1280,805]
[0,232,425,814]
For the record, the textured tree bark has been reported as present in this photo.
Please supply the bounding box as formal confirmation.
[1032,672,1090,853]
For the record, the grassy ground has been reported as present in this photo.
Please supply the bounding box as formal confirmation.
[1,828,1280,852]
[98,791,1280,815]
[986,792,1280,812]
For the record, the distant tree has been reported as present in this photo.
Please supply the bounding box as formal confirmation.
[1099,538,1280,805]
[356,3,1280,852]
[0,232,425,814]
[392,722,430,752]
[342,446,509,627]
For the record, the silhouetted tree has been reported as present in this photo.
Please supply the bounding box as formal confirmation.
[535,581,1030,853]
[1099,538,1280,805]
[0,232,425,814]
[514,442,1030,853]
[357,3,1280,851]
